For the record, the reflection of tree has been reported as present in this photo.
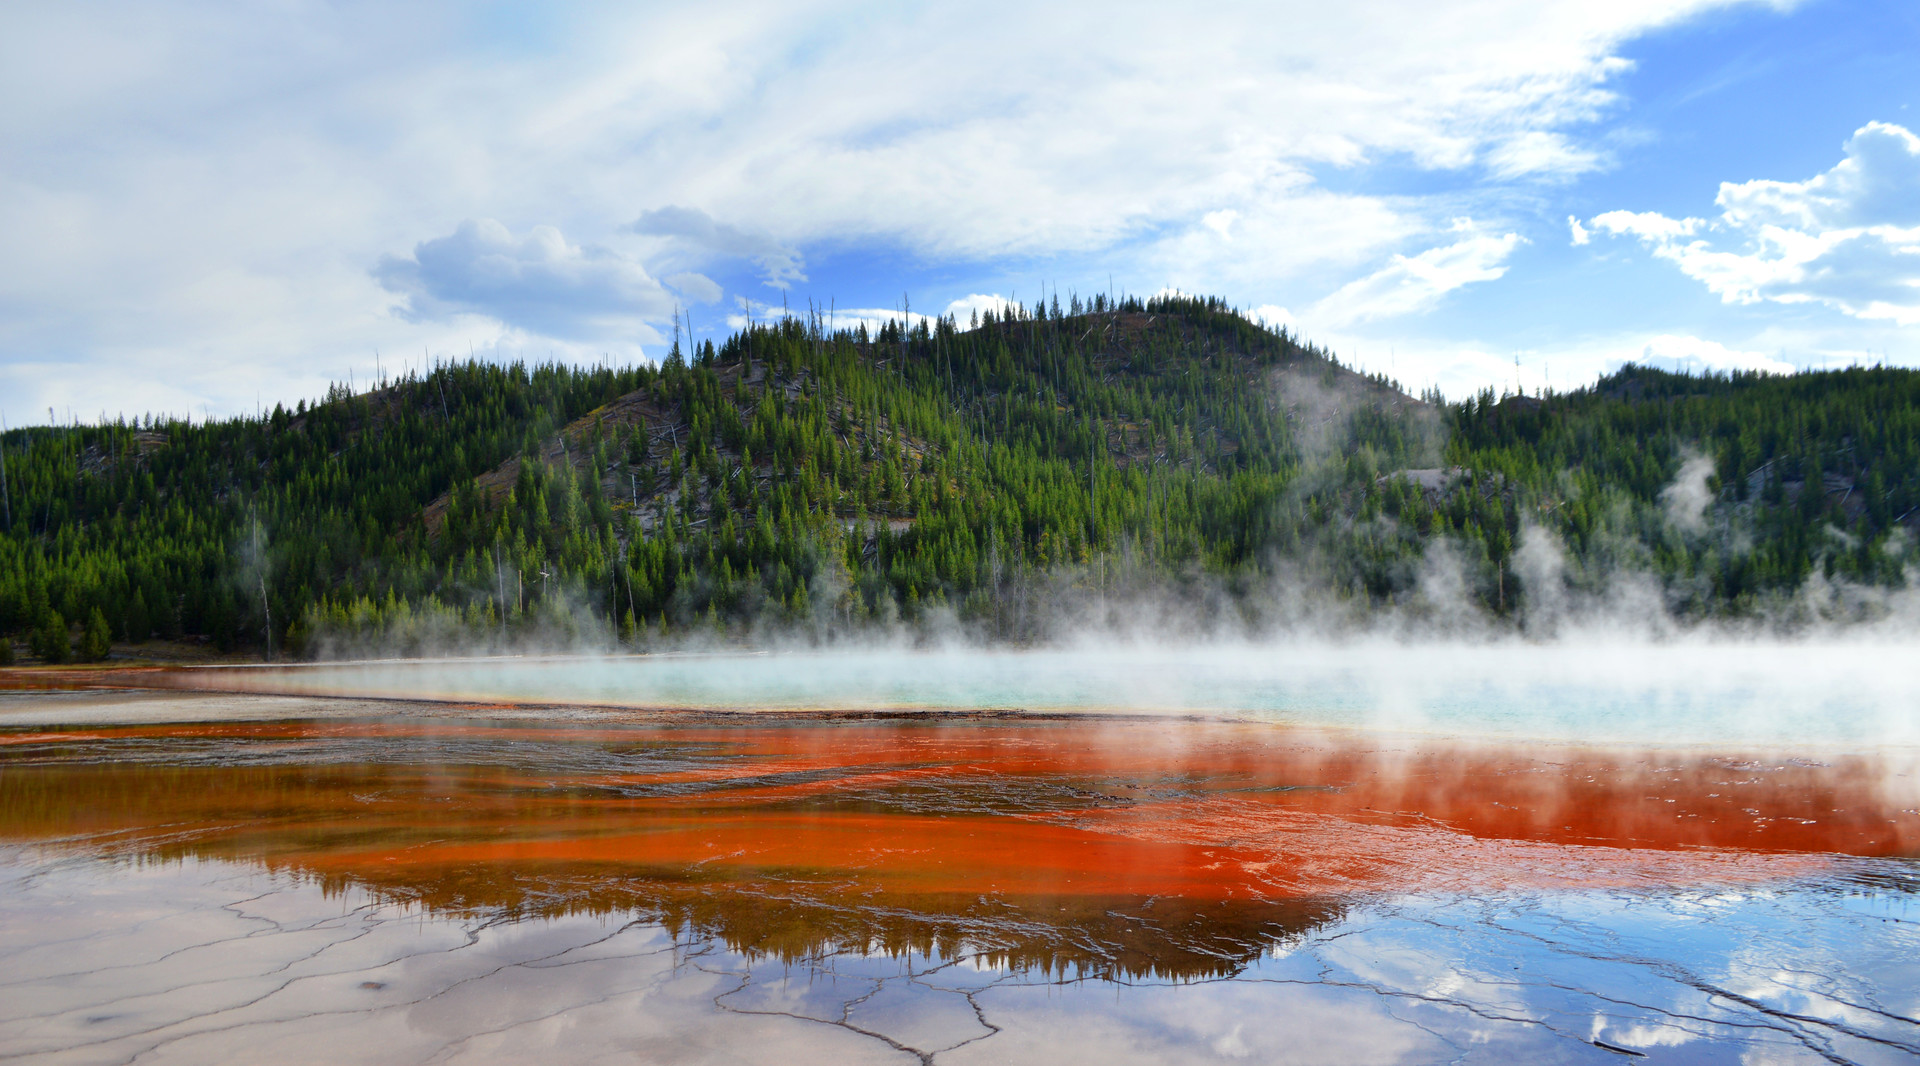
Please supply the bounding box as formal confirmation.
[12,719,1911,981]
[0,758,1343,982]
[314,867,1345,982]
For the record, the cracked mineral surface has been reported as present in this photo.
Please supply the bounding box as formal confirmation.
[1,684,1917,1064]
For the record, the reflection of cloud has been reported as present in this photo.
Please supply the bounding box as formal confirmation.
[1310,224,1523,327]
[375,219,672,340]
[967,970,1448,1064]
[18,854,1885,1066]
[1588,122,1920,324]
[627,206,806,290]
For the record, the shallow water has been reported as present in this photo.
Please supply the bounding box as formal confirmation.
[2,709,1919,1063]
[158,642,1920,746]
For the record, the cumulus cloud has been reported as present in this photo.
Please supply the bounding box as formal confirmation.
[1585,122,1920,324]
[1309,223,1524,327]
[627,206,806,290]
[376,219,673,340]
[1717,121,1920,230]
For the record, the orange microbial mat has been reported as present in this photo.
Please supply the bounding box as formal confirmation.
[7,716,1913,905]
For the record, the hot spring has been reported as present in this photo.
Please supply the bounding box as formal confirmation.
[2,642,1917,1063]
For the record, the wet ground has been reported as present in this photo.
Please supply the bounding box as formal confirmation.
[2,680,1919,1063]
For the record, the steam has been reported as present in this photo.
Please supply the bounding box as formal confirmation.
[286,477,1920,664]
[184,637,1920,751]
[1271,361,1444,467]
[1661,453,1717,534]
[1512,525,1569,636]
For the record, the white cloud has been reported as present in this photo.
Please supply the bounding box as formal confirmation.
[1202,210,1240,240]
[722,300,944,337]
[1568,215,1590,246]
[1309,224,1524,327]
[1319,330,1799,403]
[832,307,941,334]
[626,206,806,290]
[375,219,673,340]
[1250,304,1297,332]
[1589,210,1703,242]
[1717,121,1920,230]
[1629,333,1796,375]
[1144,185,1425,297]
[1586,121,1920,324]
[0,0,1786,422]
[1484,131,1604,181]
[945,294,1016,323]
[664,272,723,304]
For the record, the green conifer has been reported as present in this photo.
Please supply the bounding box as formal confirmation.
[81,608,112,662]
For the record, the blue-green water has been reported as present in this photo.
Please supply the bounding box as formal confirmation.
[203,641,1920,747]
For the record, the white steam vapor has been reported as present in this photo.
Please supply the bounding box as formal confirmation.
[1661,453,1717,534]
[187,636,1920,750]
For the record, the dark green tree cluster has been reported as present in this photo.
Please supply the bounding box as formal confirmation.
[1,294,1915,661]
[1446,363,1920,614]
[0,361,653,658]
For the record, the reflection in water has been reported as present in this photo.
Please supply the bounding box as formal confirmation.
[3,713,1920,1062]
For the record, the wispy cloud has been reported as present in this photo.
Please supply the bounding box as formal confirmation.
[1310,224,1524,327]
[1484,131,1605,181]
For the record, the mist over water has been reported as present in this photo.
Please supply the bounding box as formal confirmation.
[183,637,1920,748]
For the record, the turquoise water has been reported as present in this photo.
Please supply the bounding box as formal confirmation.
[205,641,1920,747]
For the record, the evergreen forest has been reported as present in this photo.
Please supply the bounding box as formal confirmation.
[2,293,1916,663]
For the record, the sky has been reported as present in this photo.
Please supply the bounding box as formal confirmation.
[1,0,1916,426]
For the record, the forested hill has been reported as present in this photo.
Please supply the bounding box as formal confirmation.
[2,293,1917,662]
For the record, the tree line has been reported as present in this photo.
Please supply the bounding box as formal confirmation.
[2,293,1915,661]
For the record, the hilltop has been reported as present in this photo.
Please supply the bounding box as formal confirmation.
[1,294,1916,661]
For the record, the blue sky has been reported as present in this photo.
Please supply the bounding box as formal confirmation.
[1,0,1915,425]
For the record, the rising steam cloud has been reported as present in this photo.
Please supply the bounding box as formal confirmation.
[1661,454,1717,534]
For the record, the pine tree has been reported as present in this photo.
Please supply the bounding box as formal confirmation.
[35,611,69,664]
[81,608,111,662]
